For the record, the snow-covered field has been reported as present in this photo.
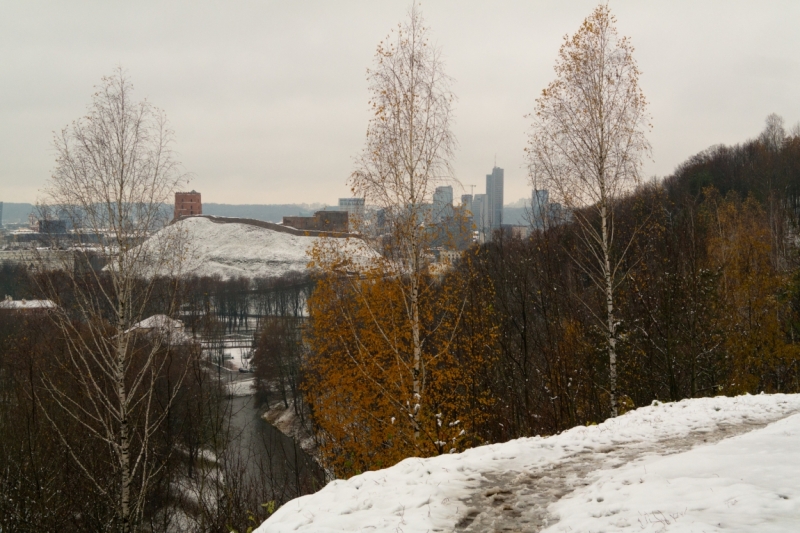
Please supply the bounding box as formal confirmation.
[144,217,374,280]
[255,393,800,533]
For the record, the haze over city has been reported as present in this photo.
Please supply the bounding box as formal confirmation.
[2,0,800,204]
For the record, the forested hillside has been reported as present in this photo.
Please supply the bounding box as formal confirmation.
[6,119,799,486]
[303,117,800,477]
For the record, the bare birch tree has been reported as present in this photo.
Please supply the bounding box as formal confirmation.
[34,68,189,531]
[526,4,651,417]
[759,113,786,152]
[339,3,457,440]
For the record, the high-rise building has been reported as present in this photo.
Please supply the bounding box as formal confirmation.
[0,201,3,227]
[486,167,504,231]
[532,189,549,228]
[472,193,488,238]
[174,191,202,220]
[460,194,473,216]
[432,185,453,221]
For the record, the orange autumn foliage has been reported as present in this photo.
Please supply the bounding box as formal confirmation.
[704,188,800,394]
[304,242,496,478]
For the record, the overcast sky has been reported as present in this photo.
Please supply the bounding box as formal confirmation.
[2,1,799,205]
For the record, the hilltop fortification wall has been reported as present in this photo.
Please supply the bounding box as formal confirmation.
[173,214,353,238]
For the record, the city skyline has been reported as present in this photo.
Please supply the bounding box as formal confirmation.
[2,2,800,205]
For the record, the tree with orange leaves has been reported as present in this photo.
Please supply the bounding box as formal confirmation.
[300,3,487,478]
[304,241,495,478]
[703,188,800,394]
[348,2,457,440]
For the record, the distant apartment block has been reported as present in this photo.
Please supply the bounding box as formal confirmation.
[338,198,365,219]
[37,219,67,234]
[532,189,549,228]
[432,186,454,222]
[174,191,202,220]
[460,194,473,215]
[530,188,569,229]
[472,193,488,237]
[283,211,349,232]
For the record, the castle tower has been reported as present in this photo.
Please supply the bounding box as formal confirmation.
[174,191,202,220]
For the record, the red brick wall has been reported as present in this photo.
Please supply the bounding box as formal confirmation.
[174,192,202,219]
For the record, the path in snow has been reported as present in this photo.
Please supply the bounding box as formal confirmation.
[256,394,800,533]
[457,405,796,532]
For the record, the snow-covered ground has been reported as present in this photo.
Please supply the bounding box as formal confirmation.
[262,399,316,455]
[226,377,256,397]
[549,413,800,532]
[143,216,375,280]
[223,346,253,371]
[255,393,800,533]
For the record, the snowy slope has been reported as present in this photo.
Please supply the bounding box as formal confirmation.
[255,394,800,533]
[143,217,373,280]
[547,413,800,532]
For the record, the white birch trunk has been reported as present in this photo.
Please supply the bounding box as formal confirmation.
[527,5,650,419]
[601,202,618,417]
[34,68,189,531]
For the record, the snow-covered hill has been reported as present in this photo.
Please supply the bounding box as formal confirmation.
[255,393,800,532]
[143,216,373,280]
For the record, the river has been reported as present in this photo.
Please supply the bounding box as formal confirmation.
[225,392,325,503]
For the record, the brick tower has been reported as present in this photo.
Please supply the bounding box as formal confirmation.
[174,191,202,220]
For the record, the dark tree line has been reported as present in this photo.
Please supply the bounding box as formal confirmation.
[253,318,304,412]
[178,273,313,336]
[0,269,320,532]
[0,309,211,531]
[464,122,800,442]
[6,121,800,521]
[295,119,800,473]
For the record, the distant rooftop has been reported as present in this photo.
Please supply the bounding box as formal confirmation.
[0,297,57,310]
[128,314,184,332]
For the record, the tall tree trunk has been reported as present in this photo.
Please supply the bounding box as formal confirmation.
[601,202,618,417]
[117,295,131,533]
[411,242,422,441]
[119,383,131,533]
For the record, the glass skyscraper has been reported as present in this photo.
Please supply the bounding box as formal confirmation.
[486,166,504,231]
